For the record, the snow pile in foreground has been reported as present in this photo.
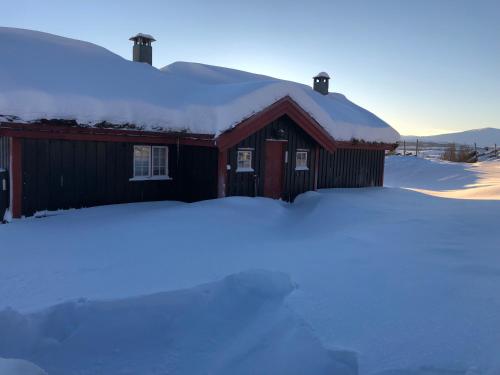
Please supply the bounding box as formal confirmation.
[0,27,399,143]
[0,270,355,375]
[0,358,47,375]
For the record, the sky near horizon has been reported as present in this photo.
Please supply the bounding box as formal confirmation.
[2,0,499,136]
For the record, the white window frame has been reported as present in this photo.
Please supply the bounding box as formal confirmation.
[131,145,171,181]
[295,150,309,171]
[236,149,254,172]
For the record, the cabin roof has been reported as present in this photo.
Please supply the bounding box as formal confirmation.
[0,27,400,144]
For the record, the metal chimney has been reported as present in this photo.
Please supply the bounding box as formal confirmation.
[129,33,156,65]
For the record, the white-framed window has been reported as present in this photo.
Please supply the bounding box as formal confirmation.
[132,145,170,180]
[295,150,309,171]
[237,149,253,172]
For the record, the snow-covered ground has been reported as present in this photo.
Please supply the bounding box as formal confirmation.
[385,156,500,200]
[1,156,500,374]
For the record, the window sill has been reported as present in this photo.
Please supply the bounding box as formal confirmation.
[129,176,172,181]
[295,167,309,171]
[236,168,254,173]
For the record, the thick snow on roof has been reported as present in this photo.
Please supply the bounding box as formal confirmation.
[129,33,156,41]
[0,27,399,143]
[314,72,330,79]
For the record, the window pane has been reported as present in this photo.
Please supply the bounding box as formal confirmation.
[296,151,308,168]
[134,146,151,177]
[152,146,168,176]
[237,150,252,170]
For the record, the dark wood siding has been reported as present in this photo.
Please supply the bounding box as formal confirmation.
[21,139,217,217]
[226,115,317,201]
[317,148,385,188]
[0,169,7,221]
[178,145,218,202]
[0,137,10,220]
[0,136,9,171]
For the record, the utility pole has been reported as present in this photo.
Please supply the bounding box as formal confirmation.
[403,140,406,156]
[415,139,419,157]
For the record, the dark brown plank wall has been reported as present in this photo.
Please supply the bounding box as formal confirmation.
[21,139,218,217]
[317,148,385,188]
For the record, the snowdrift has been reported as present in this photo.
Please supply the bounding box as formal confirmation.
[385,156,500,200]
[0,358,47,375]
[0,270,356,375]
[0,27,399,143]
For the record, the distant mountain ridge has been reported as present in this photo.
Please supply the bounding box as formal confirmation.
[402,127,500,147]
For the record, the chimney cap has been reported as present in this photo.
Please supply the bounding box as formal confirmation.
[129,33,156,42]
[313,72,330,79]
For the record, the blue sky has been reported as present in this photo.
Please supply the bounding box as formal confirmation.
[3,0,499,135]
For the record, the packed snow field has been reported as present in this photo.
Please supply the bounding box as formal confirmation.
[1,156,500,374]
[385,156,500,200]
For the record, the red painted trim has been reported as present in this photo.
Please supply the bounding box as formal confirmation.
[1,115,396,151]
[216,96,337,153]
[217,150,228,198]
[0,123,215,147]
[11,138,22,218]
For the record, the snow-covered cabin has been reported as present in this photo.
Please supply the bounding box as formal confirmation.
[0,28,399,219]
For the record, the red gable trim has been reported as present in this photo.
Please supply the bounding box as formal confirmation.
[215,96,337,153]
[214,96,397,152]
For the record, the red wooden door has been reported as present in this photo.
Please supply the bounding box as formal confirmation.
[263,141,285,199]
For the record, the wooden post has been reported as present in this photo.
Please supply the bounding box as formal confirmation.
[10,137,22,218]
[415,139,419,157]
[403,140,406,156]
[495,143,497,157]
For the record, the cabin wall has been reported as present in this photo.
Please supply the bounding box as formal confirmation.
[0,136,9,171]
[226,115,317,201]
[178,144,219,202]
[20,138,217,217]
[0,137,10,220]
[317,148,385,188]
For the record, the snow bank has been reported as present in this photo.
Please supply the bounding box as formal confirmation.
[0,270,355,375]
[385,156,500,200]
[2,160,500,373]
[0,27,399,143]
[0,358,46,375]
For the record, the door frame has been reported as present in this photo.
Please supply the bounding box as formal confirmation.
[263,139,287,199]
